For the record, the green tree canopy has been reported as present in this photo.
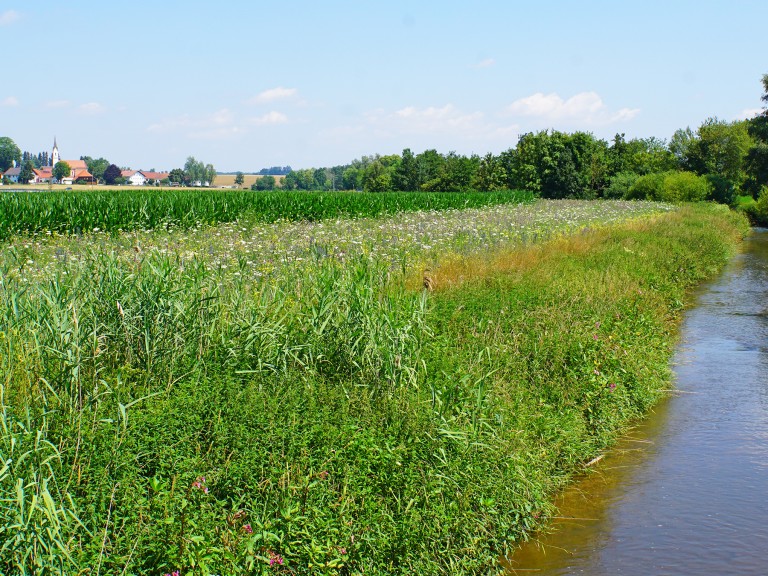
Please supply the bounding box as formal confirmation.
[53,161,71,182]
[0,136,21,172]
[746,73,768,195]
[81,156,110,182]
[19,159,35,184]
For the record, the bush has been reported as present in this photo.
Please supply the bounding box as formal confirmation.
[661,171,712,202]
[627,171,712,202]
[626,172,665,200]
[746,185,768,226]
[604,171,640,199]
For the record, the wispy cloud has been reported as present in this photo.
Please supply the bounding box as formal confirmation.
[506,91,640,125]
[1,96,19,107]
[249,87,298,104]
[148,108,246,140]
[0,10,20,26]
[78,102,106,115]
[473,58,495,69]
[328,103,519,145]
[737,107,763,120]
[45,99,71,109]
[248,111,288,126]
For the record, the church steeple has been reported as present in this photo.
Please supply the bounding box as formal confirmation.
[52,137,60,167]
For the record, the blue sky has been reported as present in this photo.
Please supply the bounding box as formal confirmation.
[2,1,767,172]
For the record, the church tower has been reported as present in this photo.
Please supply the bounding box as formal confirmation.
[52,137,60,167]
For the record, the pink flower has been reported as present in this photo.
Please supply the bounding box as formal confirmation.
[268,551,284,566]
[243,523,253,534]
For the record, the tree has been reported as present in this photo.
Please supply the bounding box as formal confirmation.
[234,172,245,186]
[168,168,185,185]
[252,175,276,190]
[53,161,71,182]
[685,118,752,191]
[204,164,217,186]
[19,159,35,184]
[0,136,21,172]
[393,148,419,191]
[103,164,122,185]
[81,156,110,182]
[746,73,768,195]
[473,153,506,191]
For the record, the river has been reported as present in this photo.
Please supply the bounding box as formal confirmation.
[507,228,768,575]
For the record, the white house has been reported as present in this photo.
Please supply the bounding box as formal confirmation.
[3,166,21,183]
[121,170,146,186]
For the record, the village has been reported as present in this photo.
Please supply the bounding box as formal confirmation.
[1,138,172,186]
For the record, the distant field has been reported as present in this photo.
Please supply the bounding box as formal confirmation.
[214,173,286,188]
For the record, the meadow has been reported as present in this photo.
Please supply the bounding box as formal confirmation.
[0,193,749,575]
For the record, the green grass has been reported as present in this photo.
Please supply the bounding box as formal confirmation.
[0,202,749,574]
[0,189,532,240]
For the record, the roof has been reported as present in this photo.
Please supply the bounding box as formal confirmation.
[72,168,94,180]
[140,171,169,180]
[60,159,87,170]
[3,167,21,176]
[121,170,137,177]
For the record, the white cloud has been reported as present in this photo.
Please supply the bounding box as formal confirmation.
[473,58,495,69]
[506,91,640,125]
[45,99,71,109]
[78,102,106,115]
[737,107,763,120]
[1,96,19,107]
[0,10,20,26]
[249,87,297,104]
[383,104,485,134]
[147,108,246,140]
[248,111,288,126]
[327,104,519,147]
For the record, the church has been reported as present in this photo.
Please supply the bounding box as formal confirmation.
[42,138,95,185]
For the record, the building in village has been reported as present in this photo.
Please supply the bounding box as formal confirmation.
[1,139,95,185]
[51,138,95,185]
[3,138,170,186]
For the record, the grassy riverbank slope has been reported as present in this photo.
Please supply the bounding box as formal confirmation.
[0,202,748,574]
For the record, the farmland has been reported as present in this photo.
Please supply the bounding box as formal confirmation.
[0,193,748,574]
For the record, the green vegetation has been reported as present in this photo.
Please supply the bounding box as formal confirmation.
[0,198,747,574]
[0,188,531,240]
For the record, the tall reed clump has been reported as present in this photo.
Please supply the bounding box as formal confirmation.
[0,202,748,574]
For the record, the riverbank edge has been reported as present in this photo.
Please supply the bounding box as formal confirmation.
[420,203,750,572]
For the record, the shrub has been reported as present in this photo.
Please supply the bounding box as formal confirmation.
[748,185,768,225]
[627,171,712,202]
[661,171,711,202]
[626,172,665,200]
[604,171,640,199]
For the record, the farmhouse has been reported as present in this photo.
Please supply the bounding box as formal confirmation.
[2,166,21,183]
[121,170,170,185]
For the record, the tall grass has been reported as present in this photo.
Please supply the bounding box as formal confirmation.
[0,202,748,574]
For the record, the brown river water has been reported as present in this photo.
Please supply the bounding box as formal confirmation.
[506,228,768,575]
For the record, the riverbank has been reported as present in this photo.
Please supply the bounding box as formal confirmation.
[0,202,748,574]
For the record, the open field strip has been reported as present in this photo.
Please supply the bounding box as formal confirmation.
[0,199,748,574]
[2,199,671,286]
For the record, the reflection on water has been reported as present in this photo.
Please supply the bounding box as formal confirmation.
[507,229,768,575]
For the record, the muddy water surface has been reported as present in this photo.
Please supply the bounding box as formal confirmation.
[507,229,768,575]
